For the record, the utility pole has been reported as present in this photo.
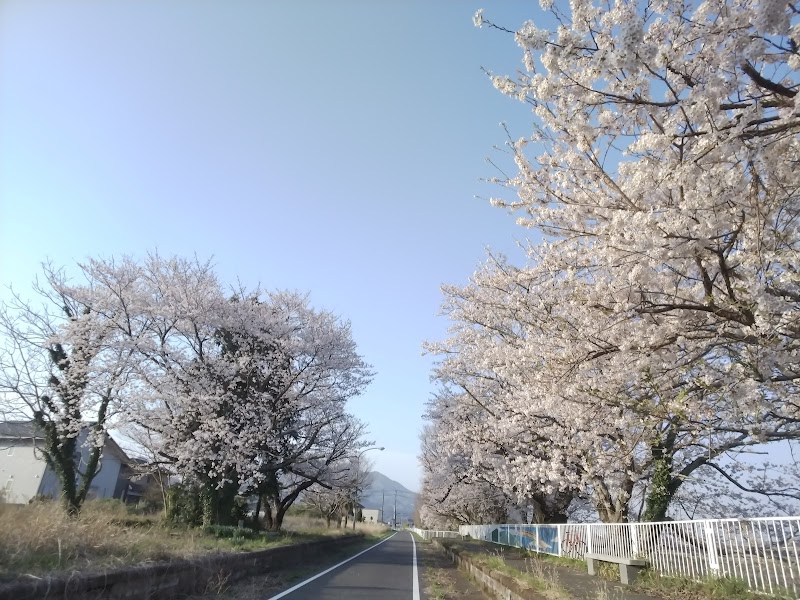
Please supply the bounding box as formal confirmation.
[381,491,384,523]
[393,490,397,527]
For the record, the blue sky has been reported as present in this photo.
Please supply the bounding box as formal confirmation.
[0,1,552,492]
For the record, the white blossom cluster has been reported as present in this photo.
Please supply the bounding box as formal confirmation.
[0,254,372,512]
[422,0,800,523]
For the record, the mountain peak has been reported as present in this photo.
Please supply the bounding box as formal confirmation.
[361,471,418,523]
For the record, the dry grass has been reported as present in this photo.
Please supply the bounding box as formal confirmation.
[281,514,390,536]
[0,500,188,578]
[469,552,572,600]
[0,501,378,581]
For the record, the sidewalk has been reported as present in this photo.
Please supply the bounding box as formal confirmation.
[440,539,661,600]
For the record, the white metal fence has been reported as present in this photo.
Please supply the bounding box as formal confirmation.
[456,517,800,596]
[410,527,462,540]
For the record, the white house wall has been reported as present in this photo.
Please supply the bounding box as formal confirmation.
[361,508,380,523]
[0,442,47,503]
[1,431,124,503]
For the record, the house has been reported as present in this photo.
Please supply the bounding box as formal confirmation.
[114,458,168,506]
[361,508,380,523]
[0,421,130,504]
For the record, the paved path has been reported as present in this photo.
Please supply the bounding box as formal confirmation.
[267,531,421,600]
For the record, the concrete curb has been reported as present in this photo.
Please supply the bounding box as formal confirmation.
[0,533,364,600]
[432,540,543,600]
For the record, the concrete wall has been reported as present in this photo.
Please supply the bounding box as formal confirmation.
[0,442,47,503]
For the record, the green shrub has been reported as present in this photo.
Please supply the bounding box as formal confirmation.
[166,484,203,526]
[202,524,256,539]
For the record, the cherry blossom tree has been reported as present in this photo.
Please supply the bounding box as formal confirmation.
[420,384,577,525]
[1,254,373,526]
[110,256,373,528]
[0,260,144,514]
[418,421,515,528]
[302,456,374,528]
[427,0,800,522]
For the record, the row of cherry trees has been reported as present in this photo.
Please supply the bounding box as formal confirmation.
[0,254,373,528]
[420,0,800,526]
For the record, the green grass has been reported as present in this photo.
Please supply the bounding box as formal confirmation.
[467,552,572,599]
[525,551,585,569]
[634,570,794,600]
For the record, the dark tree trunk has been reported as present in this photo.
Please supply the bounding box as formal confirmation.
[262,495,274,531]
[251,494,262,530]
[643,429,679,522]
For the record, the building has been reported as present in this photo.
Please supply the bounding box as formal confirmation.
[361,508,380,523]
[0,421,130,504]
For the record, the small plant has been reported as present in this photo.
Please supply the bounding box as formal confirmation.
[634,569,792,600]
[204,569,231,596]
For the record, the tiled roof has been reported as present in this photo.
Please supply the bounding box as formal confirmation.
[0,420,42,439]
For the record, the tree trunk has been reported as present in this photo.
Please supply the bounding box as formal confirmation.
[252,494,263,530]
[643,431,678,522]
[201,484,216,527]
[643,452,674,522]
[270,504,287,532]
[39,419,79,516]
[262,495,275,531]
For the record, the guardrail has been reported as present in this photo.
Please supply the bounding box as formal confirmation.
[409,527,462,540]
[455,517,800,596]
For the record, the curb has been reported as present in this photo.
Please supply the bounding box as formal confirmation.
[432,540,543,600]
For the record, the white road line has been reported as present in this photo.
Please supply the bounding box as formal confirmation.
[411,532,420,600]
[265,531,398,600]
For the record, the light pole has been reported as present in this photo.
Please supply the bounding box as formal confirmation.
[352,446,384,530]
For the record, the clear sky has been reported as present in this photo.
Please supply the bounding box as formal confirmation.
[0,1,551,492]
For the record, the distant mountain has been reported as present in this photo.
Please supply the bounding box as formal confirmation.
[360,471,417,524]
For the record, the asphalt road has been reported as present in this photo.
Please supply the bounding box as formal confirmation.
[267,531,421,600]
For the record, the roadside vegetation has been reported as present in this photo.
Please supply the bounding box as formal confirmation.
[439,538,795,600]
[468,552,570,600]
[0,499,387,582]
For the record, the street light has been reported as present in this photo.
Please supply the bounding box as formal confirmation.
[352,446,384,530]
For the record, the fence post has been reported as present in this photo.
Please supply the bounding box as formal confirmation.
[704,521,720,575]
[557,525,563,557]
[630,523,639,557]
[587,524,593,555]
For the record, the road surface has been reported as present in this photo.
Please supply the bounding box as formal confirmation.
[268,530,421,599]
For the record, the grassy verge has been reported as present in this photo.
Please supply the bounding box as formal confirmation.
[633,570,794,600]
[0,500,386,581]
[452,546,571,600]
[498,544,791,600]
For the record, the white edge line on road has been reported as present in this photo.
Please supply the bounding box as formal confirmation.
[266,531,399,600]
[411,532,420,600]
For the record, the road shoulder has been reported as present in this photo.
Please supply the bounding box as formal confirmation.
[414,536,487,600]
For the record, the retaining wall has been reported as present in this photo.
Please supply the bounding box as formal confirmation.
[433,539,537,600]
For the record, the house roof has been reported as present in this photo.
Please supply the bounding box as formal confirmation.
[0,420,41,439]
[0,420,130,464]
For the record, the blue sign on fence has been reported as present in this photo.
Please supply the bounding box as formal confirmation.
[491,525,559,554]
